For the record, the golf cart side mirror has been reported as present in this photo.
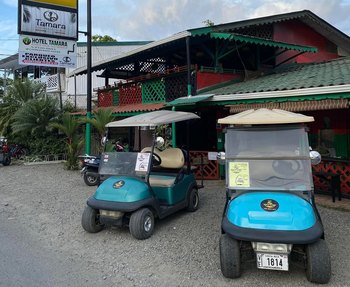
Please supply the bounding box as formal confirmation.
[101,136,107,147]
[155,136,165,149]
[217,152,226,165]
[310,150,321,165]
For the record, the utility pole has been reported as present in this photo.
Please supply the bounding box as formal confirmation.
[85,0,92,155]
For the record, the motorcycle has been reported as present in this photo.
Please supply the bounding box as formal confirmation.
[0,138,11,166]
[79,155,100,186]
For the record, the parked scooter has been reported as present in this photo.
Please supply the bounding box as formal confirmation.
[79,155,100,186]
[0,138,11,166]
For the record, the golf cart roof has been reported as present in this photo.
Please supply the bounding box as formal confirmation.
[218,108,314,125]
[106,110,200,127]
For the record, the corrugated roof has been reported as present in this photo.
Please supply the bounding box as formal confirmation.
[201,57,350,95]
[167,94,214,106]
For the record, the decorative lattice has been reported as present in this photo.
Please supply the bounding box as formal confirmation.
[189,151,219,180]
[165,73,191,102]
[140,58,166,74]
[119,83,142,105]
[112,90,119,106]
[313,161,350,196]
[98,90,113,107]
[234,24,273,39]
[142,79,165,103]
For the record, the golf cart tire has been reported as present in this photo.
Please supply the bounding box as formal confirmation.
[129,208,154,240]
[82,205,104,233]
[187,187,199,212]
[83,173,99,186]
[220,234,241,279]
[306,239,331,284]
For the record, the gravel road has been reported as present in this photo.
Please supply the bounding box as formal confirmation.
[1,163,350,287]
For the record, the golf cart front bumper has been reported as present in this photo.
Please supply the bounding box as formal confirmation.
[87,196,156,213]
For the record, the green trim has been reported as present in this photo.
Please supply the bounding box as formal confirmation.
[210,33,318,53]
[111,111,145,117]
[194,92,350,107]
[189,27,213,36]
[167,94,214,106]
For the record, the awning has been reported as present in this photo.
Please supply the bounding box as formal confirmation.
[227,98,349,113]
[210,33,317,53]
[166,94,214,106]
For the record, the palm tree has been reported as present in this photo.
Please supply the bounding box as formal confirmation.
[81,108,114,152]
[11,97,59,137]
[50,113,84,169]
[0,79,45,135]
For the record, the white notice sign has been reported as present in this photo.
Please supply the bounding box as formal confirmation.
[135,153,151,172]
[18,35,76,68]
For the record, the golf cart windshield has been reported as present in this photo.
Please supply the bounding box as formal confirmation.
[99,152,151,178]
[225,126,313,191]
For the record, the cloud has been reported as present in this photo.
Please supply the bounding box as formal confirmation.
[76,0,350,41]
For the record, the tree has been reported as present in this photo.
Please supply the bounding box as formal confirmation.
[0,77,13,98]
[0,79,46,136]
[11,97,60,137]
[50,113,84,170]
[81,108,114,152]
[203,19,215,27]
[92,34,117,42]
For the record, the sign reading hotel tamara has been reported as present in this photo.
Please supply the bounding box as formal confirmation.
[27,0,77,9]
[19,4,78,40]
[19,35,77,68]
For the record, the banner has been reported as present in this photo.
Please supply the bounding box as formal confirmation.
[20,4,77,40]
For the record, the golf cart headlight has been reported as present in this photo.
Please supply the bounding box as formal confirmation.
[100,210,124,219]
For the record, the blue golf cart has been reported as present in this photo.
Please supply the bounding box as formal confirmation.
[217,109,331,284]
[82,110,201,240]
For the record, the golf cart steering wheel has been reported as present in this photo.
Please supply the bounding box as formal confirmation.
[272,160,301,176]
[143,151,162,166]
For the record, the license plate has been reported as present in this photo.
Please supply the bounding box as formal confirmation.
[257,253,289,271]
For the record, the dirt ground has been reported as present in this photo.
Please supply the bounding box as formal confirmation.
[1,162,350,287]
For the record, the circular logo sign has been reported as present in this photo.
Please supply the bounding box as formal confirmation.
[22,37,31,45]
[260,199,279,212]
[44,11,59,22]
[62,56,71,63]
[113,180,125,189]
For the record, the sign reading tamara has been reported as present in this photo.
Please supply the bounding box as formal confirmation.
[19,4,77,40]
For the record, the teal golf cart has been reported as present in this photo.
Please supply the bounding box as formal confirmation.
[82,110,201,240]
[217,109,331,284]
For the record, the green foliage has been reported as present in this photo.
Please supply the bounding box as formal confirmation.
[63,100,78,113]
[0,77,13,97]
[81,108,114,152]
[12,97,60,137]
[92,34,117,42]
[0,79,46,136]
[27,135,66,155]
[50,113,84,170]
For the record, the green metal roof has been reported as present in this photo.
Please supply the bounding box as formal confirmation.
[200,57,350,96]
[167,94,214,106]
[209,33,317,53]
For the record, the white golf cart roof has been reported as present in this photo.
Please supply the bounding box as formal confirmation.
[106,110,200,127]
[218,108,314,125]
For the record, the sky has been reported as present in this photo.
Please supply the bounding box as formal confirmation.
[1,0,350,60]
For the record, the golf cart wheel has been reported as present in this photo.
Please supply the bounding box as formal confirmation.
[82,205,104,233]
[83,173,98,186]
[306,239,331,284]
[186,187,199,212]
[220,234,241,278]
[129,208,154,240]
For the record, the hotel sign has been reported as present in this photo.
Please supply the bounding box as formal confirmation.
[18,35,76,68]
[19,4,78,40]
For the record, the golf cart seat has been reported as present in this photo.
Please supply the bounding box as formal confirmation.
[141,147,185,187]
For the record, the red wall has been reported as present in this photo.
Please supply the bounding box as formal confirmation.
[196,72,241,90]
[274,21,339,64]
